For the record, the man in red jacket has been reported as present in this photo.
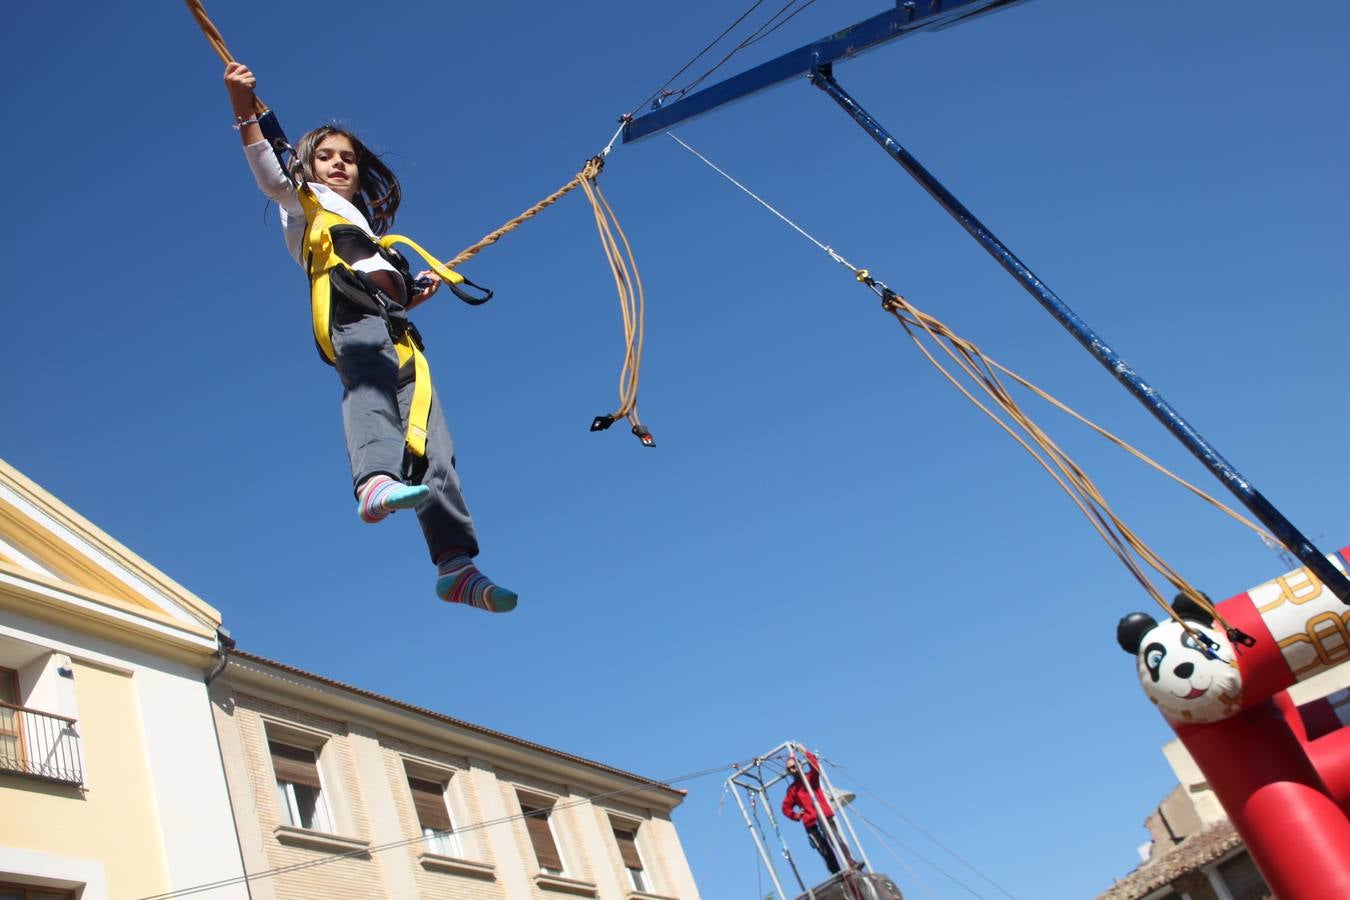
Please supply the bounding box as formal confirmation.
[782,749,858,875]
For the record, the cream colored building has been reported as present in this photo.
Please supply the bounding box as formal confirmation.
[0,458,703,899]
[0,459,248,899]
[210,649,700,899]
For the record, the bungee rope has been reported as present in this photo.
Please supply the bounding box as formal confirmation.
[185,0,654,446]
[445,150,653,444]
[184,0,256,107]
[869,277,1240,635]
[668,132,1271,647]
[576,159,651,444]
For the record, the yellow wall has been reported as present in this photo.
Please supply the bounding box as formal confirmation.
[0,660,168,898]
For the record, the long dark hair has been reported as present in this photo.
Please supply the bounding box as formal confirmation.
[291,125,401,235]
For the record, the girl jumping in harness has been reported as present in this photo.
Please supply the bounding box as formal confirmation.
[224,61,516,613]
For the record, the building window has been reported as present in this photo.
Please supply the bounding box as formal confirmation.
[0,884,77,900]
[1217,852,1273,900]
[0,667,25,769]
[269,740,332,832]
[612,821,650,892]
[517,791,565,876]
[407,771,460,858]
[0,662,82,787]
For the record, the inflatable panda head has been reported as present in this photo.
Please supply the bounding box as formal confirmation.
[1116,595,1243,724]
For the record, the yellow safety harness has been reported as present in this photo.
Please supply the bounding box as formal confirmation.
[187,0,653,449]
[299,185,471,462]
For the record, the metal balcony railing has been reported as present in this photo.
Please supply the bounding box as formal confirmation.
[0,700,83,787]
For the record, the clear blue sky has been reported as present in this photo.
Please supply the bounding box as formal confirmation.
[3,2,1347,897]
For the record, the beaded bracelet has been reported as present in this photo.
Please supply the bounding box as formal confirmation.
[231,115,260,130]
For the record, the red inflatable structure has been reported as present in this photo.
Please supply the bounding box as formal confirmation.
[1118,547,1350,899]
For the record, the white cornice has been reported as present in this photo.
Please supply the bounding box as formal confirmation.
[0,565,218,664]
[0,460,222,631]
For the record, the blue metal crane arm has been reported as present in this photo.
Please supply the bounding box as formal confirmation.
[622,0,1031,144]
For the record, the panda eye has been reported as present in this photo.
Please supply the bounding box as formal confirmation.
[1145,648,1164,670]
[1181,634,1200,652]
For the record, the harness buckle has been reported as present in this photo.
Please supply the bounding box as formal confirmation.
[1227,627,1257,648]
[403,321,425,352]
[590,415,616,432]
[632,425,656,448]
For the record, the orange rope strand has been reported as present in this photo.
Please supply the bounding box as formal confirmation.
[183,0,266,116]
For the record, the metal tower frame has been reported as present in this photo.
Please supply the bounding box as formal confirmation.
[729,740,874,900]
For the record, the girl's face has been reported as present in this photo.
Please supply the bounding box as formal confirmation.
[312,133,359,200]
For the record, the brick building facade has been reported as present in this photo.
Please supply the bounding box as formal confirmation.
[210,650,700,899]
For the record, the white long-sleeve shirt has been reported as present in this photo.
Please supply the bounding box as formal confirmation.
[243,140,400,281]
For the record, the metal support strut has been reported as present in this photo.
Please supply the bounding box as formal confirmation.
[810,66,1350,605]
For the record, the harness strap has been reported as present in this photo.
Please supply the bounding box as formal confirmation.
[397,338,433,458]
[378,233,465,285]
[299,186,435,460]
[379,233,493,306]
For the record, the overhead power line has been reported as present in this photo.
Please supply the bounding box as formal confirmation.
[826,762,1019,900]
[628,0,822,118]
[628,0,769,117]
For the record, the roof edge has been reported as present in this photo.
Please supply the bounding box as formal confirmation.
[227,648,689,803]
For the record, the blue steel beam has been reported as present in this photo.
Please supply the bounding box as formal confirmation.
[623,0,1031,144]
[810,68,1350,604]
[622,0,1349,605]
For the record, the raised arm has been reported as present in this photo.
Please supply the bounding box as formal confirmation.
[224,62,263,147]
[804,750,822,790]
[224,62,300,210]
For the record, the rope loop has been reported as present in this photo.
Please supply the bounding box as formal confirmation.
[664,129,1287,626]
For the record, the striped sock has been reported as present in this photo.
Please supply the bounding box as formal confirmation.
[356,475,431,524]
[435,552,518,613]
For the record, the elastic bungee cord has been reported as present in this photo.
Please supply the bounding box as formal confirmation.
[667,132,1271,649]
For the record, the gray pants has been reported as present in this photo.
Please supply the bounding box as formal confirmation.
[330,313,479,562]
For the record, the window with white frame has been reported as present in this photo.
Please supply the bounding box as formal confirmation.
[517,791,565,876]
[406,769,461,858]
[269,740,333,832]
[611,819,650,892]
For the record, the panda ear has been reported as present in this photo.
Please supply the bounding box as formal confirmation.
[1117,612,1157,654]
[1172,592,1215,625]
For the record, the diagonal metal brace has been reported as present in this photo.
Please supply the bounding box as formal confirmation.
[809,67,1350,605]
